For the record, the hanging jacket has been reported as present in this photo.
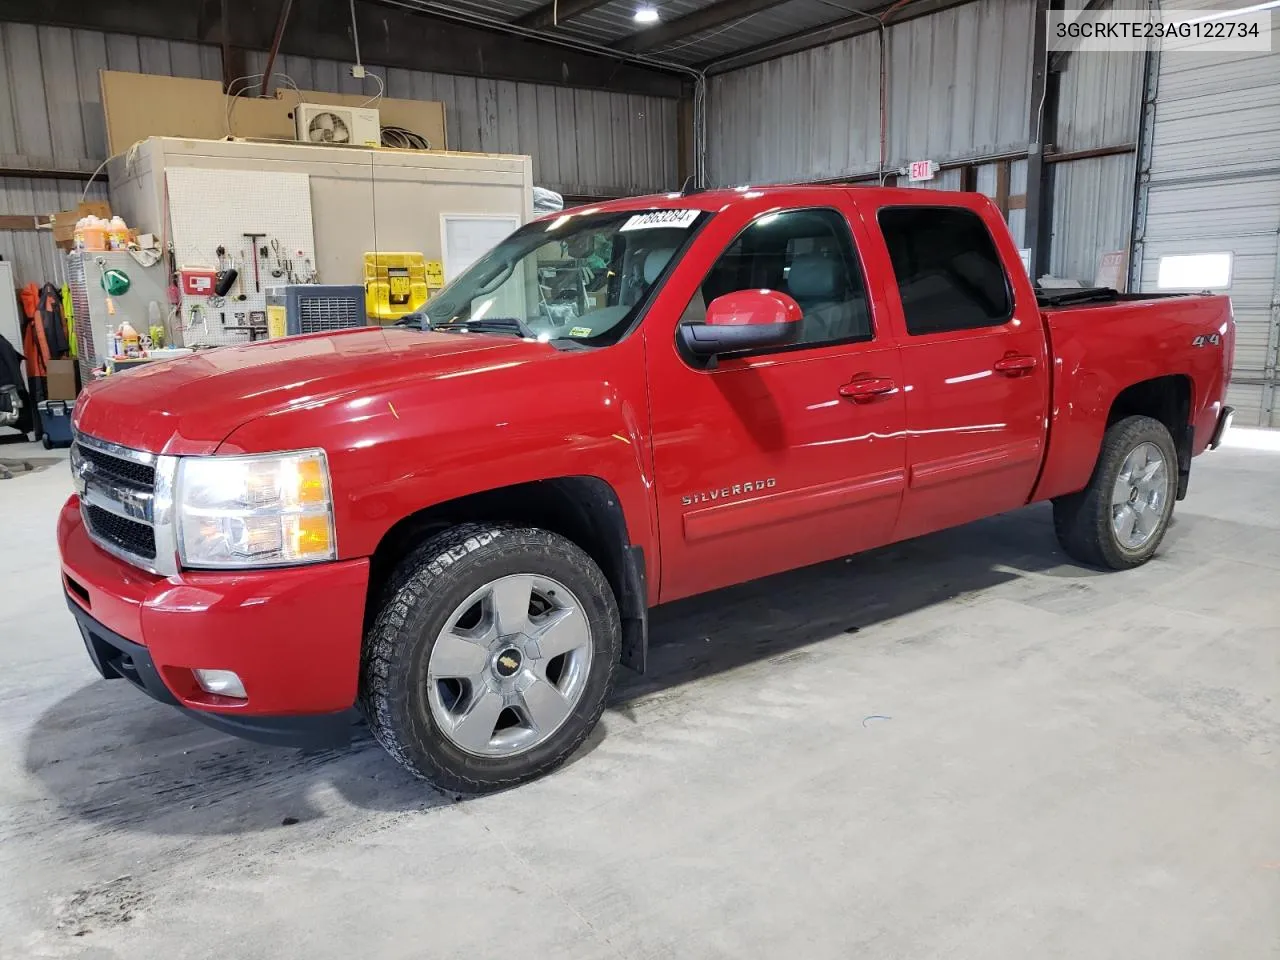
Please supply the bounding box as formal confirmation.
[19,282,50,378]
[38,282,70,358]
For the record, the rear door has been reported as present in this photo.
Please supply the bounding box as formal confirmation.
[645,201,908,602]
[869,202,1050,541]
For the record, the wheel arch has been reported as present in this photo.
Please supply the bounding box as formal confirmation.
[365,476,649,671]
[1106,374,1194,498]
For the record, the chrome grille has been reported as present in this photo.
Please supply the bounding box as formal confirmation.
[78,444,155,488]
[72,432,178,575]
[85,504,157,560]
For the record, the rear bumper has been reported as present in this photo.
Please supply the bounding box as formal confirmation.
[1209,405,1234,450]
[58,495,370,745]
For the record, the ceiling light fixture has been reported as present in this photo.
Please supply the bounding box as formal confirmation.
[634,6,660,24]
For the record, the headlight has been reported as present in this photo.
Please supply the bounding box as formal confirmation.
[176,449,336,568]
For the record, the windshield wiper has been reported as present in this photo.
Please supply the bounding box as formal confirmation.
[432,317,537,338]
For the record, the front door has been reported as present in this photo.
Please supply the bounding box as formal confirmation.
[872,203,1050,541]
[646,204,908,602]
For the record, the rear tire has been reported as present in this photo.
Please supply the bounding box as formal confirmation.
[1053,414,1177,570]
[361,524,620,792]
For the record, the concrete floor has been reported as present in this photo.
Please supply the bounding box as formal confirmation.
[1,434,1278,960]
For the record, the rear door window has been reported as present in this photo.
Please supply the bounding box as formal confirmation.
[877,207,1013,336]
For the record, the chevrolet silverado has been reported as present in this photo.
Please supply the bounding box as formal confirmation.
[59,185,1235,791]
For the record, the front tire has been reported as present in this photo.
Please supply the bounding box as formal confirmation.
[361,524,620,792]
[1053,414,1178,569]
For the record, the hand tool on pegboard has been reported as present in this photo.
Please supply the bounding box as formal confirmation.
[213,245,239,297]
[243,232,266,293]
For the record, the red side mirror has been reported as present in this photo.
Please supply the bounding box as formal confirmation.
[681,290,802,357]
[705,289,803,327]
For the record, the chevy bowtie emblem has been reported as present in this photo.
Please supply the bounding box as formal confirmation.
[498,655,519,671]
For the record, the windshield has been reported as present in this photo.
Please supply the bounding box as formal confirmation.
[423,209,706,346]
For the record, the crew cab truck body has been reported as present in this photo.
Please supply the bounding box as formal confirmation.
[59,186,1235,790]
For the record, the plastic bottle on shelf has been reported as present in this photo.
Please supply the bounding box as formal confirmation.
[82,216,108,252]
[119,321,141,357]
[73,217,89,250]
[107,216,129,251]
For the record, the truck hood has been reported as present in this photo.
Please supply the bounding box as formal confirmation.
[73,327,551,455]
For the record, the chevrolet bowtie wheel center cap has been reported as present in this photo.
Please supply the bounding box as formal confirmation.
[494,648,523,678]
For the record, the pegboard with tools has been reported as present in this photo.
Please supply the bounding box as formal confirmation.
[165,167,318,347]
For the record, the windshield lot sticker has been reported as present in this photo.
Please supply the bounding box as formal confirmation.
[569,326,593,337]
[620,210,700,232]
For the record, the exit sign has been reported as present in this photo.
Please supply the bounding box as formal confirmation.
[908,160,936,182]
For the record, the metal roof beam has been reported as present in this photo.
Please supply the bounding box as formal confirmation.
[699,0,980,73]
[612,0,792,54]
[515,0,615,30]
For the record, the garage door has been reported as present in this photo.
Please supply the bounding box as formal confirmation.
[1131,9,1280,427]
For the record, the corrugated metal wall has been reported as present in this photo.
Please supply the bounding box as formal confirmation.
[0,21,678,286]
[706,0,1035,186]
[1054,33,1141,153]
[0,23,224,173]
[886,0,1035,171]
[1049,154,1134,283]
[1046,16,1142,284]
[1132,4,1280,427]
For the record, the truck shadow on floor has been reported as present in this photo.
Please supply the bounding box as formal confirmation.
[24,503,1092,837]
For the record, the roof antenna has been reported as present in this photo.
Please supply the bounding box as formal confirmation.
[679,175,703,196]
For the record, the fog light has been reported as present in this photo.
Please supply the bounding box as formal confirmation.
[193,669,247,699]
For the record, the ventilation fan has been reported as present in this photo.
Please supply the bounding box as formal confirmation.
[308,111,350,143]
[293,103,381,148]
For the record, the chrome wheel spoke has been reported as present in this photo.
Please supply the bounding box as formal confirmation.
[519,678,572,733]
[428,632,490,681]
[1114,503,1138,542]
[489,576,534,636]
[450,688,505,752]
[534,606,590,660]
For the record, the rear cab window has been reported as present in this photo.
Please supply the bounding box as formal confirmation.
[876,206,1013,336]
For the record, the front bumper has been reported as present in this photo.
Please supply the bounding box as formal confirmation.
[59,496,369,747]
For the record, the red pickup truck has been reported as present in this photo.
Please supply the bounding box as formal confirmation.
[59,185,1235,791]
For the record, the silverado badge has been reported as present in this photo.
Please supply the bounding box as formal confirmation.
[682,478,776,507]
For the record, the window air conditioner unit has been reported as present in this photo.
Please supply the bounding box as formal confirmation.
[294,103,381,148]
